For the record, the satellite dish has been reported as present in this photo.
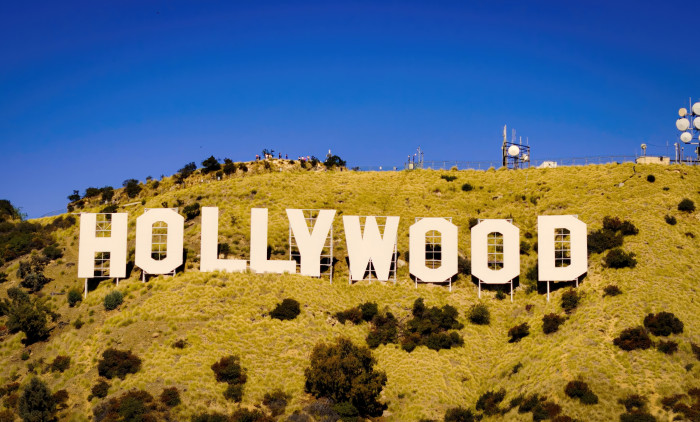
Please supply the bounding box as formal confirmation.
[693,102,700,115]
[694,117,700,130]
[679,107,688,117]
[507,145,520,157]
[680,131,693,143]
[522,154,529,161]
[677,118,690,131]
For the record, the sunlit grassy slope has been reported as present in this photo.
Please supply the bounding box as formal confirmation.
[1,162,699,421]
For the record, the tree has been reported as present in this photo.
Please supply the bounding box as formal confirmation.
[304,337,387,417]
[0,199,21,222]
[122,179,142,198]
[18,377,56,422]
[201,156,221,174]
[222,158,236,175]
[2,288,52,344]
[67,190,81,202]
[323,155,347,168]
[100,187,114,202]
[176,162,197,183]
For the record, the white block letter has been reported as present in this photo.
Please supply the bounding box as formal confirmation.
[78,213,128,278]
[287,209,336,277]
[343,216,399,281]
[250,208,295,274]
[201,207,247,272]
[135,209,184,274]
[537,215,587,282]
[471,219,520,284]
[409,218,458,282]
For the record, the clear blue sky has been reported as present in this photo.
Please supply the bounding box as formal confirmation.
[1,1,697,218]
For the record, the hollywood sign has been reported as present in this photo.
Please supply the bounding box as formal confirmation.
[77,208,587,293]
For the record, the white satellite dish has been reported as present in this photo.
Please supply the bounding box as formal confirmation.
[522,154,529,161]
[676,118,690,131]
[507,145,520,157]
[693,102,700,115]
[694,117,700,130]
[680,131,692,143]
[679,107,688,117]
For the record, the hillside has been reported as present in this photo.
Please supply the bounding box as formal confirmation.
[1,161,699,421]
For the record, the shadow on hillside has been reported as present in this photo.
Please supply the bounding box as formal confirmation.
[345,253,398,285]
[467,272,588,296]
[84,261,136,293]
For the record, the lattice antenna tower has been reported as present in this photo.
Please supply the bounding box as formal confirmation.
[675,98,700,162]
[501,125,531,169]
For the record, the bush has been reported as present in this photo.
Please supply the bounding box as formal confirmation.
[618,394,647,413]
[587,229,624,254]
[620,413,656,422]
[692,342,700,361]
[160,387,181,407]
[603,248,637,269]
[49,355,71,372]
[0,272,6,284]
[231,408,273,422]
[333,401,359,421]
[678,198,696,212]
[53,389,69,410]
[468,303,490,325]
[223,384,243,402]
[91,379,110,399]
[643,312,683,336]
[564,380,598,404]
[263,389,290,417]
[304,337,387,417]
[444,406,478,422]
[122,179,142,198]
[542,313,566,334]
[103,291,123,310]
[366,313,398,349]
[222,158,236,175]
[1,288,52,343]
[67,289,82,307]
[93,390,163,422]
[212,356,247,385]
[191,413,231,422]
[97,348,142,379]
[201,156,221,174]
[603,285,622,297]
[270,298,301,321]
[324,155,347,168]
[101,186,114,202]
[665,215,677,225]
[183,203,201,221]
[646,174,655,182]
[0,410,14,422]
[335,308,363,325]
[476,389,506,416]
[461,183,473,192]
[400,298,464,351]
[508,323,530,343]
[18,377,56,422]
[657,340,678,355]
[42,244,63,260]
[560,289,580,314]
[440,175,457,182]
[613,327,652,351]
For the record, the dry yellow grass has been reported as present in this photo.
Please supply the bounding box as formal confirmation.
[0,162,698,421]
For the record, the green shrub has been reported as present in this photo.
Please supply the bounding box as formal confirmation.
[542,313,566,334]
[97,348,142,379]
[603,248,636,269]
[0,409,14,422]
[53,389,69,410]
[211,356,247,385]
[440,175,457,182]
[183,203,201,221]
[401,299,464,351]
[678,198,695,212]
[468,303,490,325]
[692,342,700,360]
[508,323,530,343]
[618,394,647,413]
[18,377,56,422]
[602,216,637,235]
[587,229,624,254]
[122,179,142,198]
[657,340,678,355]
[444,406,478,422]
[560,289,580,313]
[643,312,683,336]
[304,337,387,417]
[333,401,359,421]
[222,159,236,175]
[476,388,506,415]
[160,387,181,407]
[224,384,243,402]
[564,380,598,404]
[461,183,473,192]
[324,155,347,168]
[270,298,301,320]
[665,215,677,225]
[603,285,622,297]
[49,355,70,372]
[366,313,398,349]
[191,412,230,422]
[201,156,221,174]
[263,389,290,417]
[2,288,51,343]
[91,379,110,399]
[613,327,652,351]
[67,289,82,307]
[103,291,123,311]
[646,174,655,182]
[0,272,6,284]
[93,389,164,422]
[620,413,655,422]
[42,244,63,260]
